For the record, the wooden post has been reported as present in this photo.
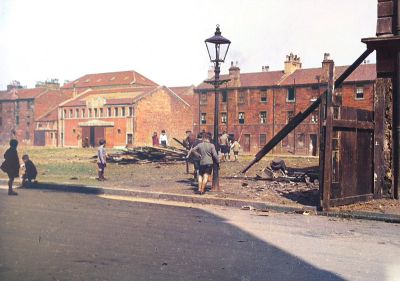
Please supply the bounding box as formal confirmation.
[322,61,335,210]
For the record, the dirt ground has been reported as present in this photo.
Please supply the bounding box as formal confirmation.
[1,146,399,216]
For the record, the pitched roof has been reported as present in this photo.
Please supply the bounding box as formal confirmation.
[280,64,376,86]
[61,87,158,107]
[0,88,48,101]
[62,70,158,89]
[196,70,285,90]
[36,107,59,122]
[169,86,194,105]
[196,64,376,90]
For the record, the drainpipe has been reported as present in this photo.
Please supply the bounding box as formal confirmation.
[393,0,400,199]
[272,88,275,154]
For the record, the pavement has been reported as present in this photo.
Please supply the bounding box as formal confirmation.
[1,179,400,224]
[1,189,399,281]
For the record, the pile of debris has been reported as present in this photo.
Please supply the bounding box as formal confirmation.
[106,146,187,164]
[255,159,319,184]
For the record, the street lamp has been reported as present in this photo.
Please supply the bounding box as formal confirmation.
[204,24,231,190]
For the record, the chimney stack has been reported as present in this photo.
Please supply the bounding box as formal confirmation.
[229,61,241,87]
[321,53,334,83]
[262,66,270,72]
[284,53,302,75]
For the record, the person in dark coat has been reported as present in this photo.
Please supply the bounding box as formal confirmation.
[21,154,38,186]
[1,139,20,195]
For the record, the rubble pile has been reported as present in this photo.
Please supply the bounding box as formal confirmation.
[107,146,187,164]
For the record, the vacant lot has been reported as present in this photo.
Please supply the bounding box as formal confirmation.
[1,146,399,215]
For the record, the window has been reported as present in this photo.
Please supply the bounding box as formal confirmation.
[221,112,227,124]
[73,128,76,133]
[311,113,318,124]
[238,91,245,104]
[16,101,20,110]
[287,111,294,123]
[260,111,267,124]
[27,100,33,109]
[100,108,103,117]
[129,107,133,116]
[222,91,227,103]
[117,128,121,134]
[82,109,85,118]
[63,109,67,119]
[127,133,133,144]
[88,108,92,118]
[200,93,208,105]
[108,107,112,117]
[114,107,119,117]
[76,109,79,118]
[356,86,364,99]
[238,112,245,124]
[260,90,267,102]
[50,132,54,139]
[16,116,19,125]
[69,109,73,118]
[259,134,267,146]
[287,87,295,102]
[201,113,207,124]
[122,107,126,117]
[25,131,30,140]
[94,108,98,117]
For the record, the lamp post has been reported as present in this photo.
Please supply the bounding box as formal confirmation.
[204,24,231,190]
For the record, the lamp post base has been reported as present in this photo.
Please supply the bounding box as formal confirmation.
[212,162,219,191]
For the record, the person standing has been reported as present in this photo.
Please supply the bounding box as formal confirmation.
[186,133,203,182]
[231,139,241,161]
[97,139,107,181]
[219,131,229,161]
[190,132,219,195]
[159,130,168,147]
[152,132,159,147]
[1,139,20,195]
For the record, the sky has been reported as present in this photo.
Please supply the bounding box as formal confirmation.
[0,0,377,90]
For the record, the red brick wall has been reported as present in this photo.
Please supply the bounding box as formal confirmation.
[194,81,374,155]
[0,100,35,145]
[134,88,193,146]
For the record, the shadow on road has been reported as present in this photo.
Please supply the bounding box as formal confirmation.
[25,182,104,195]
[0,188,345,281]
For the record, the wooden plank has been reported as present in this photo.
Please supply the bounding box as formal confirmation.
[332,120,374,130]
[329,194,374,207]
[357,131,374,195]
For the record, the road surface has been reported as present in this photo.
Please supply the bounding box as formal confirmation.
[0,188,399,281]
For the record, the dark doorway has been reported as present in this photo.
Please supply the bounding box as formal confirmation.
[243,134,251,152]
[310,134,317,156]
[34,131,45,146]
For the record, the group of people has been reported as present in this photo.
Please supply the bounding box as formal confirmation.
[184,130,241,195]
[0,139,38,195]
[152,130,169,147]
[218,131,241,162]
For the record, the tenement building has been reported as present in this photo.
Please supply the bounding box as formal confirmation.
[0,83,73,146]
[194,53,376,155]
[58,70,193,147]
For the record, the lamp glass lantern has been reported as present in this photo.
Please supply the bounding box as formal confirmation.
[205,25,231,63]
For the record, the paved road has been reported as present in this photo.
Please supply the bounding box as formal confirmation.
[0,188,399,281]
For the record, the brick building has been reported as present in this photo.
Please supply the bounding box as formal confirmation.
[58,71,193,147]
[194,54,376,155]
[0,86,73,146]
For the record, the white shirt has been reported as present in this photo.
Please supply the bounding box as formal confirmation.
[159,134,168,146]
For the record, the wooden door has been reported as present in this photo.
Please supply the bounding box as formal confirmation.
[243,134,251,152]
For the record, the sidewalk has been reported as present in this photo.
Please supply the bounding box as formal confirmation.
[1,179,400,224]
